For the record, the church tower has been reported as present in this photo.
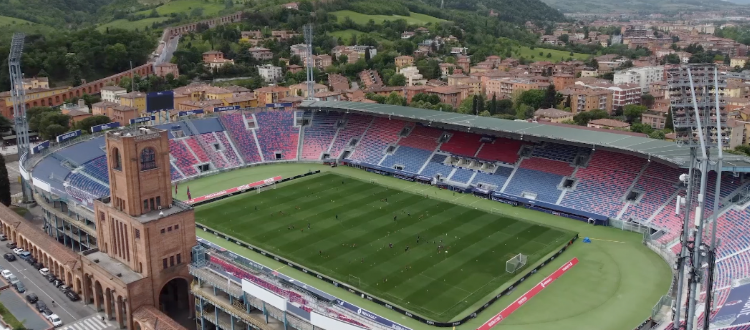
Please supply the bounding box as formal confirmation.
[90,126,195,330]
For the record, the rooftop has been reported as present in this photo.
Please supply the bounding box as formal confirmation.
[535,108,573,118]
[589,118,630,128]
[83,251,143,284]
[101,86,127,92]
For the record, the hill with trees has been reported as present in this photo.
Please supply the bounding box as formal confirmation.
[539,0,745,13]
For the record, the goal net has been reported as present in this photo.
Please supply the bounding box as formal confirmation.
[257,183,277,194]
[506,253,528,274]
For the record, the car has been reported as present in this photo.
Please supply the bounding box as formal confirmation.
[0,234,7,241]
[1,269,12,279]
[25,293,38,304]
[52,279,64,288]
[5,242,15,249]
[24,256,36,264]
[3,253,14,262]
[45,274,56,282]
[45,314,62,327]
[18,252,31,260]
[58,285,70,293]
[35,301,47,313]
[41,307,52,316]
[65,290,80,302]
[13,282,25,293]
[12,248,23,255]
[39,268,49,276]
[33,262,43,270]
[8,275,20,285]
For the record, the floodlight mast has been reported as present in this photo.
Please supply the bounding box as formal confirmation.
[8,33,32,202]
[668,64,725,330]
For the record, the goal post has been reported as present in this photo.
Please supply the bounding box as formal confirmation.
[349,274,362,288]
[257,182,277,194]
[506,253,528,274]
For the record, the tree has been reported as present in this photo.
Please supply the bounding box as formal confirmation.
[623,104,647,123]
[457,97,474,114]
[541,84,557,109]
[516,89,545,111]
[0,115,11,130]
[725,55,731,65]
[558,34,569,43]
[497,99,513,115]
[26,107,56,132]
[38,112,70,140]
[0,154,9,206]
[564,94,572,109]
[74,115,112,133]
[665,109,673,130]
[649,130,666,139]
[385,92,406,106]
[515,104,534,120]
[573,109,609,125]
[388,74,406,86]
[641,93,655,108]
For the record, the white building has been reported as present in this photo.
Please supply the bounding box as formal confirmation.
[258,64,283,82]
[613,66,664,93]
[101,85,127,103]
[399,66,426,86]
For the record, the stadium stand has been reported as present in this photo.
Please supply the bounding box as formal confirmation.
[170,164,184,181]
[397,125,443,151]
[185,137,210,163]
[196,133,229,169]
[301,112,343,160]
[219,113,263,164]
[216,132,243,167]
[380,146,433,173]
[67,173,109,199]
[255,110,300,161]
[439,131,483,157]
[419,154,452,178]
[562,166,638,217]
[169,139,200,177]
[348,117,407,164]
[328,114,372,159]
[449,168,474,184]
[531,142,581,163]
[471,167,514,189]
[56,138,106,165]
[81,156,109,184]
[475,138,524,164]
[504,157,574,203]
[621,175,677,222]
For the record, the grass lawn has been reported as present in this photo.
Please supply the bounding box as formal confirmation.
[517,46,590,63]
[137,0,226,17]
[0,301,24,329]
[0,15,54,37]
[332,10,446,25]
[188,164,671,330]
[329,29,388,44]
[97,17,171,31]
[196,172,574,321]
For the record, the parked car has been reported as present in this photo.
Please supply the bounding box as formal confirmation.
[45,274,57,283]
[65,290,80,302]
[39,268,49,276]
[1,269,12,279]
[13,282,25,293]
[58,285,70,293]
[52,279,64,288]
[18,251,31,260]
[3,253,15,262]
[8,274,20,285]
[45,314,62,327]
[35,301,47,313]
[0,234,7,241]
[25,293,38,304]
[5,242,16,249]
[32,262,43,270]
[12,248,23,255]
[41,307,52,316]
[25,256,36,264]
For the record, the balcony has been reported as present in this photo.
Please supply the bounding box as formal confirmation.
[192,282,278,330]
[190,264,244,298]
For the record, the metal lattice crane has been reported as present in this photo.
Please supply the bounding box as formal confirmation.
[8,33,32,202]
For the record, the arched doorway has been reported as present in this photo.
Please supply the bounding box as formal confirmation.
[94,281,104,311]
[159,278,191,328]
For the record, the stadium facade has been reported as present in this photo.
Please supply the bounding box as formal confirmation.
[10,101,750,330]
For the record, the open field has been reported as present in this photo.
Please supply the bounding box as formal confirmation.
[0,15,54,36]
[332,10,447,25]
[97,17,171,31]
[136,0,226,17]
[516,46,590,62]
[184,164,672,329]
[329,29,388,43]
[196,172,574,321]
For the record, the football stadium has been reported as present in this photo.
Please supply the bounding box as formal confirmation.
[21,99,750,330]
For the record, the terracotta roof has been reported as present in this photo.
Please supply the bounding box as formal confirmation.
[0,205,79,268]
[589,118,630,128]
[66,110,91,117]
[133,305,185,330]
[255,86,290,93]
[120,92,146,99]
[101,86,126,91]
[427,86,461,94]
[92,101,119,108]
[535,108,573,119]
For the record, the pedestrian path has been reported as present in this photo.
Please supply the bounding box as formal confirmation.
[59,314,112,330]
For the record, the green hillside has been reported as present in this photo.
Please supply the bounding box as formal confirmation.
[539,0,743,13]
[332,10,447,25]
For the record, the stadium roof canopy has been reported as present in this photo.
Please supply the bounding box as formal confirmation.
[299,100,750,172]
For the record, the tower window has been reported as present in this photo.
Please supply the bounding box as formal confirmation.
[140,148,157,171]
[112,148,121,171]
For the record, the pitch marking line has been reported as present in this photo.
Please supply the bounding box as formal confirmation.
[589,238,626,243]
[274,265,286,271]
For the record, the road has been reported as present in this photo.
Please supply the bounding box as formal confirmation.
[153,35,180,65]
[0,246,97,327]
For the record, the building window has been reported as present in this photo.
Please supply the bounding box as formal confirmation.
[99,212,105,221]
[156,196,161,208]
[163,258,167,269]
[160,228,165,234]
[169,256,175,267]
[167,226,172,232]
[112,148,121,171]
[176,254,181,264]
[135,229,140,239]
[140,148,157,171]
[174,224,179,230]
[143,200,149,211]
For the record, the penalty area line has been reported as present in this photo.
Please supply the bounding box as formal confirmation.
[589,238,626,243]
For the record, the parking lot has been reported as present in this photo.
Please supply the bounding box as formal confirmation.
[0,243,97,327]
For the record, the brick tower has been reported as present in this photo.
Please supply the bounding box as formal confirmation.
[88,126,195,330]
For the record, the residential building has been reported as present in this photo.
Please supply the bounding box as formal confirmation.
[287,64,303,74]
[272,30,298,40]
[240,30,263,42]
[290,44,309,60]
[22,77,49,90]
[609,83,642,108]
[307,55,333,70]
[560,87,613,113]
[119,91,147,113]
[92,101,120,116]
[248,47,274,61]
[257,64,283,82]
[108,105,140,127]
[0,85,73,119]
[588,118,630,130]
[395,55,414,68]
[359,70,384,88]
[440,63,457,78]
[613,66,665,92]
[283,2,299,9]
[101,86,128,103]
[60,100,90,123]
[154,63,179,78]
[534,108,574,123]
[447,74,481,95]
[400,66,426,86]
[485,78,549,100]
[405,85,432,103]
[731,57,747,69]
[254,86,291,104]
[641,110,668,129]
[401,31,415,39]
[328,74,350,92]
[552,74,575,91]
[289,83,328,98]
[425,86,464,108]
[202,50,234,70]
[457,56,471,72]
[332,45,377,60]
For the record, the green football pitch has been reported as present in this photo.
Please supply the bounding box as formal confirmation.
[195,172,575,321]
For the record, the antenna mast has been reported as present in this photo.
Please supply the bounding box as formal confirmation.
[304,24,315,100]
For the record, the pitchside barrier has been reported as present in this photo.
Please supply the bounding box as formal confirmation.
[186,170,321,207]
[196,220,579,328]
